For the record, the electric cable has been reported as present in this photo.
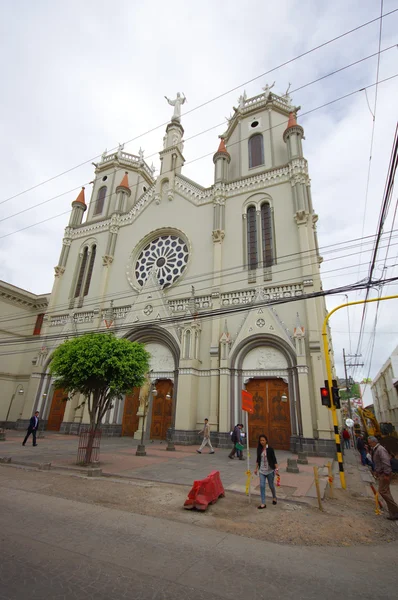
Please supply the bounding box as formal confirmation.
[1,8,396,207]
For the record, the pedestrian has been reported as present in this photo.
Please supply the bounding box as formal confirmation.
[196,418,215,454]
[228,423,244,460]
[22,411,40,447]
[356,434,367,466]
[237,427,245,460]
[368,436,398,521]
[342,427,350,449]
[254,434,278,509]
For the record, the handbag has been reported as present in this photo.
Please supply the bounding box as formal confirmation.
[235,442,244,451]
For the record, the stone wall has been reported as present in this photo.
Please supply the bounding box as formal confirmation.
[290,435,335,457]
[172,429,232,449]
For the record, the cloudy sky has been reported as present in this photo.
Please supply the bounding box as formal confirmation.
[0,0,397,386]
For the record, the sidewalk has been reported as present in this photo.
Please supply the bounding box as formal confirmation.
[0,430,340,503]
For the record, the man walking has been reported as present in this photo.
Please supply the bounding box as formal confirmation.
[356,434,367,465]
[229,424,244,460]
[22,411,40,447]
[197,418,215,454]
[342,427,350,449]
[368,436,398,521]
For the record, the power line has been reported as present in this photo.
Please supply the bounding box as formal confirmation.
[2,44,396,227]
[1,227,397,333]
[1,8,396,208]
[0,274,397,355]
[2,73,398,244]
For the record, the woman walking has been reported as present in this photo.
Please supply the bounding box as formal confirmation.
[254,434,278,509]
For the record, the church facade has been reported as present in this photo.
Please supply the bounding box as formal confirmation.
[4,86,337,455]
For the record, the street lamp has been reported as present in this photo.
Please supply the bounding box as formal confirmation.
[166,391,175,451]
[38,393,47,438]
[4,385,24,428]
[136,383,157,457]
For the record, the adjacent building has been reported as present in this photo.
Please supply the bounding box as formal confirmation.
[371,346,398,429]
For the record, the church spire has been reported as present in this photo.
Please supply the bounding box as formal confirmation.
[69,187,86,226]
[283,111,304,159]
[213,137,230,183]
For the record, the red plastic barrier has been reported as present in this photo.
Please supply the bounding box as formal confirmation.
[184,470,225,511]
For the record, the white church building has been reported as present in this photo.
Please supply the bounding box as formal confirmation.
[0,85,336,455]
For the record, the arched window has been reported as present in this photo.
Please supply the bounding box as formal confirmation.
[83,245,96,296]
[74,247,88,297]
[247,206,258,269]
[248,134,264,168]
[261,203,273,267]
[184,330,191,359]
[93,186,107,216]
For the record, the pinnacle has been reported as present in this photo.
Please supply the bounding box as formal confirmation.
[73,187,86,206]
[118,172,130,190]
[217,138,229,154]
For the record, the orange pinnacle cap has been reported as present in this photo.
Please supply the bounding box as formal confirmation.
[74,187,86,205]
[119,172,129,189]
[286,112,297,129]
[217,138,229,153]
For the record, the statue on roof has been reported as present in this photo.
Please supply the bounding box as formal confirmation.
[164,92,186,122]
[262,81,275,97]
[117,143,124,158]
[238,90,247,109]
[282,83,292,105]
[138,147,144,162]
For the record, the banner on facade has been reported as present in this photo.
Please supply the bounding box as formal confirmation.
[241,390,254,413]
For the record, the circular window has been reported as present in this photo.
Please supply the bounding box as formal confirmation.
[102,175,108,181]
[251,120,259,128]
[135,234,189,289]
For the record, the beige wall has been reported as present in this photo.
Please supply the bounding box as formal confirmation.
[0,282,49,423]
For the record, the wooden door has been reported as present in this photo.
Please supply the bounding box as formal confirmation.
[47,388,67,431]
[150,379,173,440]
[122,387,140,436]
[246,378,291,450]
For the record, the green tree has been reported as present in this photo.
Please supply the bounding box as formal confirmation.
[49,333,150,463]
[339,383,361,401]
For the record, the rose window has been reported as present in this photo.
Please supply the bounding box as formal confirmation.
[135,234,189,288]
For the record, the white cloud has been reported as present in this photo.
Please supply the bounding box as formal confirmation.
[0,0,397,380]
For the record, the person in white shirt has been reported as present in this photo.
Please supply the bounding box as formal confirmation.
[197,419,215,454]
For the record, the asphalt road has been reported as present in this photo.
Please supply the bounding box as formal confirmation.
[0,470,396,600]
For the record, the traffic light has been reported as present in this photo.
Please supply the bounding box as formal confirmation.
[331,380,341,409]
[320,382,331,407]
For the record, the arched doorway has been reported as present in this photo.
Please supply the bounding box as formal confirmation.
[122,388,140,436]
[150,379,173,439]
[246,378,291,450]
[47,388,68,431]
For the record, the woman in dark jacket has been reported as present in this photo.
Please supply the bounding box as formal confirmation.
[254,434,278,509]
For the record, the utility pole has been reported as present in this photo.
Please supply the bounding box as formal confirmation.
[343,348,352,419]
[322,294,398,490]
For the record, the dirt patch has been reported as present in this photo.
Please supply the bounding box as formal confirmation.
[1,464,397,547]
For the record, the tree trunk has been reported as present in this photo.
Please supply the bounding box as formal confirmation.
[84,396,98,465]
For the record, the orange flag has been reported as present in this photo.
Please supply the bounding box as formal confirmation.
[241,390,254,413]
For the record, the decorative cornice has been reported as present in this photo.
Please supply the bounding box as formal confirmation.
[0,284,49,311]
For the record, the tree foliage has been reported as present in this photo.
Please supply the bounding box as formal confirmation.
[49,333,150,431]
[339,383,361,401]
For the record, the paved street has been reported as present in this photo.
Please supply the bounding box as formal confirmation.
[1,470,397,600]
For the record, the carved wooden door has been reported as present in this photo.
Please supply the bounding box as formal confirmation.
[47,388,67,431]
[246,378,291,450]
[268,379,290,450]
[150,379,173,439]
[122,387,140,436]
